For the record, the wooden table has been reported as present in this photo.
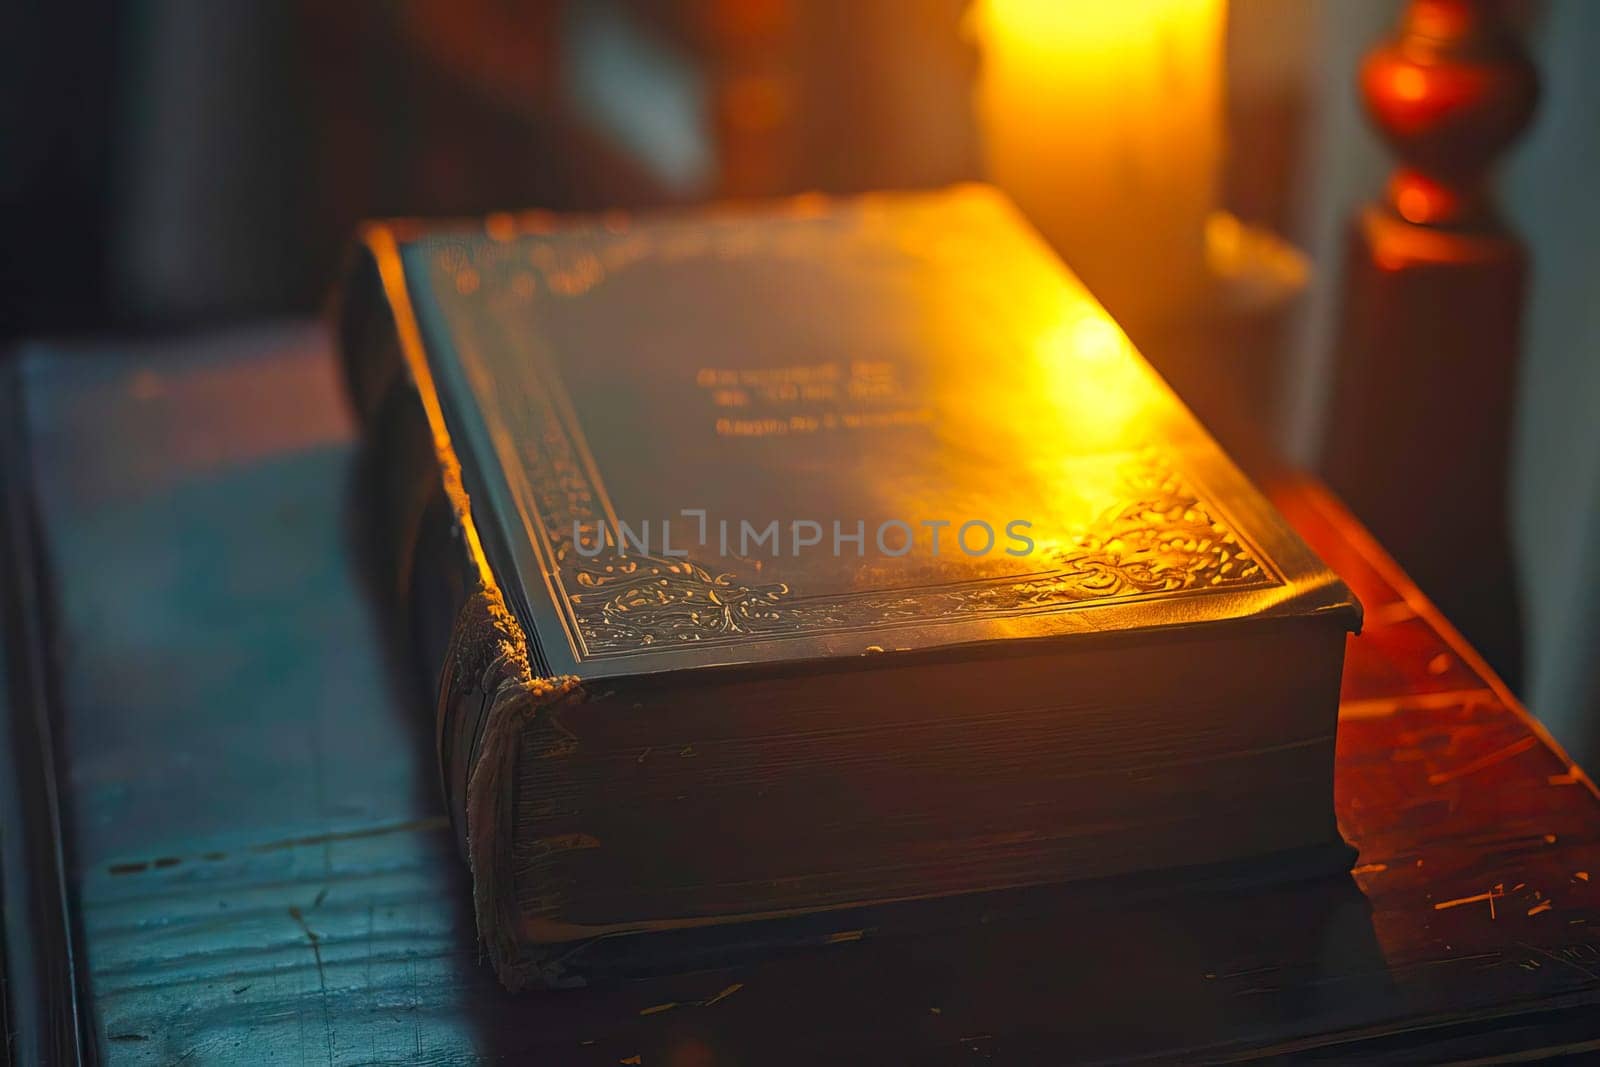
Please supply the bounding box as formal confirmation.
[4,325,1600,1064]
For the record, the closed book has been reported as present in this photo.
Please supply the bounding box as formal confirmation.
[336,185,1361,990]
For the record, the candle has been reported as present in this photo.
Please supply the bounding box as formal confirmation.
[971,0,1227,329]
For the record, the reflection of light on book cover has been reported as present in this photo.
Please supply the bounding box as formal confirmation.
[1039,312,1149,445]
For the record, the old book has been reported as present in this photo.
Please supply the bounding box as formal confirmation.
[337,185,1361,990]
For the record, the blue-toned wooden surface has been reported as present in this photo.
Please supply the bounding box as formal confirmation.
[16,326,1600,1064]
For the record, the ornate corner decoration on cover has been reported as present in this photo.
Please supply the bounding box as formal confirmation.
[560,542,792,650]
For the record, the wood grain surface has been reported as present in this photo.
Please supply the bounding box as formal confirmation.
[13,325,1600,1064]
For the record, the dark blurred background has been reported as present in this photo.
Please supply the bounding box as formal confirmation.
[4,0,1599,761]
[3,0,987,335]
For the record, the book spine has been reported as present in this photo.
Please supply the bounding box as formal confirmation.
[333,229,582,990]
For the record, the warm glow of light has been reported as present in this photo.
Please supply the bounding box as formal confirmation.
[1395,186,1431,223]
[1390,65,1428,103]
[1205,210,1309,299]
[971,0,1227,323]
[959,281,1165,581]
[1054,314,1129,365]
[918,202,1162,462]
[1036,308,1151,446]
[1387,170,1463,227]
[781,192,1187,596]
[974,0,1208,55]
